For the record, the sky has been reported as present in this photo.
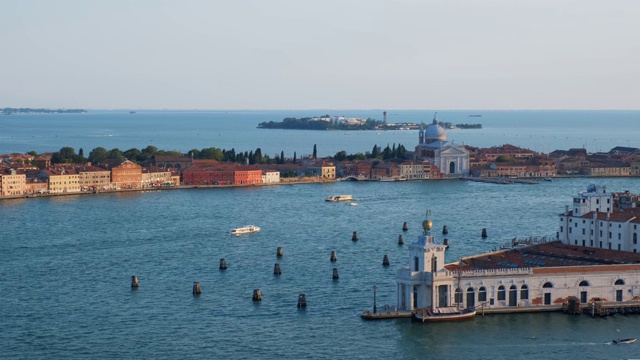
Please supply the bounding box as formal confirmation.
[2,0,639,110]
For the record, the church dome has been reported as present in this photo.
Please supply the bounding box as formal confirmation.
[425,119,446,142]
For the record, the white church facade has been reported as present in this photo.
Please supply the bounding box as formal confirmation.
[414,114,470,177]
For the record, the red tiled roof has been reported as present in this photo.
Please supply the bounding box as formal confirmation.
[445,241,640,272]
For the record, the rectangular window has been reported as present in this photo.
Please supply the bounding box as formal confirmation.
[599,241,602,248]
[618,244,621,250]
[582,229,586,235]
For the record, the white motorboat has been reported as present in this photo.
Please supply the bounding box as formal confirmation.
[231,225,260,235]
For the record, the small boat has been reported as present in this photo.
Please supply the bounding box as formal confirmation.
[230,225,260,235]
[349,202,358,206]
[613,338,636,344]
[325,195,353,202]
[542,177,553,182]
[412,307,476,323]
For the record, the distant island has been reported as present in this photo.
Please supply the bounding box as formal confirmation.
[258,115,480,131]
[1,107,87,115]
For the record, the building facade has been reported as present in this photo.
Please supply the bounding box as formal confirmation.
[397,204,640,314]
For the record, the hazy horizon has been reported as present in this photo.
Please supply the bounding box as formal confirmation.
[3,1,639,110]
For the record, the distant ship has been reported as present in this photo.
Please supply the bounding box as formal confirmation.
[468,114,482,117]
[130,111,136,114]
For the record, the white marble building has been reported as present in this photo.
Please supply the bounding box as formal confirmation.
[397,209,640,314]
[414,115,469,177]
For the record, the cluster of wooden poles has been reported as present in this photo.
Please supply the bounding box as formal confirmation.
[128,221,480,306]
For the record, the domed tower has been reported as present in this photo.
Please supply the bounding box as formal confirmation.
[397,210,450,311]
[424,113,446,144]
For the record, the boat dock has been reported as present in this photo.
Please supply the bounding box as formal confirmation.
[563,298,640,316]
[360,310,412,320]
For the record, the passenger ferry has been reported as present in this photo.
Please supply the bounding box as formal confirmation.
[325,195,353,202]
[230,225,260,235]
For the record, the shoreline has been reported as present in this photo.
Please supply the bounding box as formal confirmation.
[0,174,603,202]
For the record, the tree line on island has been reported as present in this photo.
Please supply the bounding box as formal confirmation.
[24,143,408,166]
[1,107,87,114]
[258,115,481,130]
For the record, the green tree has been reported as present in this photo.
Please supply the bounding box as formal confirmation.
[293,151,297,164]
[280,150,284,164]
[371,145,380,159]
[108,148,125,161]
[199,147,224,161]
[124,148,142,162]
[59,146,76,160]
[27,150,38,156]
[88,147,109,164]
[334,150,347,161]
[313,144,317,159]
[382,144,391,159]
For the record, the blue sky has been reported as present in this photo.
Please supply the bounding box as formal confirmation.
[2,0,639,110]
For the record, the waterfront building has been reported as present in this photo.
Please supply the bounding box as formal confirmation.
[479,157,557,178]
[397,208,640,314]
[74,164,112,190]
[588,164,632,177]
[413,115,469,177]
[558,185,640,252]
[182,163,235,185]
[307,162,336,179]
[399,161,431,179]
[262,171,280,184]
[107,160,143,190]
[233,168,263,185]
[142,167,174,188]
[0,169,26,196]
[154,155,193,171]
[38,166,81,194]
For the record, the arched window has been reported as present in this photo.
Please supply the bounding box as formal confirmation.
[509,285,518,306]
[520,285,529,300]
[497,285,506,301]
[455,288,463,304]
[478,287,487,302]
[543,282,553,288]
[466,287,475,308]
[449,162,456,174]
[615,279,625,285]
[579,280,589,287]
[414,257,419,271]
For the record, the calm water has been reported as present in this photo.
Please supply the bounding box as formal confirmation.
[1,110,639,157]
[2,178,640,359]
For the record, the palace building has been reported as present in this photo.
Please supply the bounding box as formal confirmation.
[397,190,640,314]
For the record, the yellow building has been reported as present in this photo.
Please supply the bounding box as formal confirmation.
[0,169,27,196]
[40,167,81,194]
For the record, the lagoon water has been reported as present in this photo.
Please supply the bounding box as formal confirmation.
[1,110,639,157]
[2,111,640,359]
